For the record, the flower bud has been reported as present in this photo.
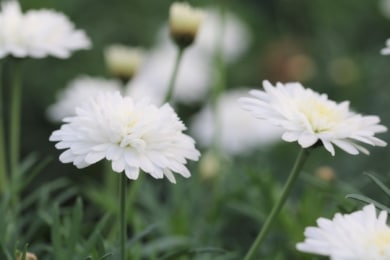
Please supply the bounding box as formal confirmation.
[199,151,221,180]
[315,166,336,182]
[16,252,38,260]
[104,44,145,83]
[169,2,203,49]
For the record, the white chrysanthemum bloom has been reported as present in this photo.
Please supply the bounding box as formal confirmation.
[297,204,390,259]
[169,2,203,48]
[47,76,121,122]
[196,8,251,63]
[49,91,200,183]
[381,39,390,55]
[0,0,91,59]
[239,80,387,155]
[126,42,212,105]
[190,89,282,155]
[104,44,145,81]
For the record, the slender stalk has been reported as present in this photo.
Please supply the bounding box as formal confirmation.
[9,60,22,178]
[119,173,127,260]
[0,61,7,193]
[163,47,185,103]
[243,148,310,260]
[210,5,226,152]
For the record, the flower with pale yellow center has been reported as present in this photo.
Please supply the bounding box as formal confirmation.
[104,44,145,82]
[239,80,387,155]
[169,2,203,48]
[297,204,390,259]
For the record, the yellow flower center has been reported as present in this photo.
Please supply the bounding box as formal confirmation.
[369,229,390,255]
[298,99,343,133]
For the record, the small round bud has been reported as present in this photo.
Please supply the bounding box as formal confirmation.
[169,2,203,49]
[104,44,145,83]
[17,252,38,260]
[315,166,336,182]
[199,151,221,180]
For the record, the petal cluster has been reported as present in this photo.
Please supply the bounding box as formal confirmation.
[0,1,91,59]
[240,80,387,155]
[297,204,390,260]
[49,91,200,183]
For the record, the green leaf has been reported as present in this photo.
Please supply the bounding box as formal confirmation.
[345,194,390,213]
[363,172,390,198]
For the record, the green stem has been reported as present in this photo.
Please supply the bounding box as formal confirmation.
[164,47,185,104]
[119,173,127,260]
[210,5,226,153]
[10,61,22,178]
[243,148,310,260]
[0,61,7,193]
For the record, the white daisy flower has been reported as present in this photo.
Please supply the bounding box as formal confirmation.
[196,8,251,63]
[381,39,390,55]
[239,80,387,155]
[0,0,91,59]
[49,91,200,183]
[190,89,282,155]
[47,76,121,122]
[297,204,390,260]
[126,42,212,105]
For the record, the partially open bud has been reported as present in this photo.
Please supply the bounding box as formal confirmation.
[104,44,144,83]
[16,252,38,260]
[315,166,336,182]
[199,150,221,180]
[169,2,203,49]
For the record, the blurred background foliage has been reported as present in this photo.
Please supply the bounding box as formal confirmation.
[2,0,390,259]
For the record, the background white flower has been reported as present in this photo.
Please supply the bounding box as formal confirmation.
[125,7,251,105]
[190,89,282,155]
[297,204,390,260]
[381,39,390,55]
[49,91,200,183]
[126,42,211,105]
[47,76,121,122]
[240,80,387,155]
[0,0,91,59]
[196,8,251,64]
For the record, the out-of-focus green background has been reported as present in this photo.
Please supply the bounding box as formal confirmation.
[18,0,390,181]
[4,0,390,259]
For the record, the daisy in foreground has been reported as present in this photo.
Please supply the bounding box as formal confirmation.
[49,91,200,183]
[297,204,390,259]
[239,80,387,155]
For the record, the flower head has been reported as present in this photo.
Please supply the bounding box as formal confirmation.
[297,204,390,260]
[191,89,282,155]
[16,252,37,260]
[104,44,145,82]
[126,42,212,105]
[169,2,203,48]
[49,91,200,183]
[381,39,390,55]
[196,8,251,63]
[47,76,121,122]
[239,80,387,155]
[0,0,91,59]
